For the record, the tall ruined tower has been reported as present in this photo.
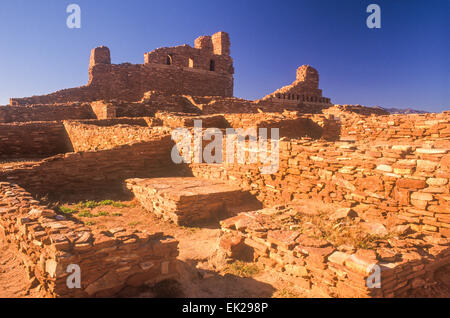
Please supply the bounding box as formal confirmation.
[88,46,111,85]
[212,31,231,56]
[296,65,319,88]
[89,46,111,68]
[194,31,231,56]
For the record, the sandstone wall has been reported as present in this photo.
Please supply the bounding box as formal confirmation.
[324,104,389,117]
[0,104,95,123]
[10,63,234,105]
[0,122,72,159]
[90,101,116,119]
[0,182,178,297]
[332,111,450,146]
[10,32,234,106]
[63,120,169,152]
[220,208,450,298]
[0,136,178,196]
[189,138,450,237]
[260,65,332,106]
[222,113,340,140]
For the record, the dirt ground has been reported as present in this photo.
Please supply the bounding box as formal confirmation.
[53,198,316,298]
[0,196,449,298]
[0,242,40,298]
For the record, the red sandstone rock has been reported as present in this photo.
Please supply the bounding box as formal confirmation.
[267,230,300,250]
[219,233,245,257]
[397,178,427,189]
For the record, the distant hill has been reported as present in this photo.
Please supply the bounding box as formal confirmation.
[382,107,429,114]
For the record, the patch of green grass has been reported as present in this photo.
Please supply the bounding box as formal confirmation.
[98,200,114,206]
[85,221,96,226]
[112,213,123,217]
[76,200,98,209]
[75,200,129,210]
[58,206,78,214]
[111,202,129,208]
[128,221,142,227]
[97,211,109,217]
[78,210,96,218]
[225,261,260,278]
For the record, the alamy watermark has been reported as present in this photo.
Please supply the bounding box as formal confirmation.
[366,4,381,29]
[171,120,280,174]
[366,264,381,289]
[66,4,81,29]
[66,264,81,289]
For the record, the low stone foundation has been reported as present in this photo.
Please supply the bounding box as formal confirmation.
[0,182,179,297]
[126,177,259,225]
[219,205,450,298]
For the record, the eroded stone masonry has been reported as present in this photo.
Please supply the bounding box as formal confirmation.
[0,31,449,298]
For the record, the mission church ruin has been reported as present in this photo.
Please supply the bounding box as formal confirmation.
[0,31,449,298]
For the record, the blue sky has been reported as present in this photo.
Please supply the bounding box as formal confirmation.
[0,0,448,112]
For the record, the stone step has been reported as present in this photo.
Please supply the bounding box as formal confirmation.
[126,177,261,226]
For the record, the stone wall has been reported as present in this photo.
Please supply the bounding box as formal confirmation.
[10,32,234,106]
[324,104,389,117]
[0,104,95,123]
[0,182,178,297]
[220,206,450,298]
[63,120,169,152]
[260,65,332,107]
[222,112,340,140]
[0,122,72,159]
[126,177,259,226]
[189,137,450,237]
[332,111,450,146]
[91,101,116,119]
[0,135,178,196]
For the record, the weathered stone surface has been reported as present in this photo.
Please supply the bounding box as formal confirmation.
[360,222,388,236]
[329,208,358,221]
[0,183,178,298]
[268,230,300,250]
[127,177,258,225]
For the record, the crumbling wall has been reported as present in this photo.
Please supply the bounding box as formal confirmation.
[332,111,450,145]
[155,113,229,129]
[189,135,450,237]
[0,122,72,159]
[0,104,95,123]
[90,101,116,119]
[0,135,178,196]
[0,182,178,297]
[220,207,450,298]
[63,121,169,152]
[10,32,234,106]
[222,112,340,140]
[197,97,326,115]
[324,104,389,117]
[260,65,332,107]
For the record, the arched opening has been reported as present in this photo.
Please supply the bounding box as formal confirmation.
[166,54,173,66]
[189,58,194,68]
[210,59,215,71]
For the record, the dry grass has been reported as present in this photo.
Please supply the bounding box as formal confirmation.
[224,261,260,278]
[298,212,392,249]
[274,287,300,298]
[286,200,394,250]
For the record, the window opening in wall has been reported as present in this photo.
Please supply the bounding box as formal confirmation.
[167,54,173,65]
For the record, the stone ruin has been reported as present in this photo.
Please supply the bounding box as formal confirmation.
[0,31,449,298]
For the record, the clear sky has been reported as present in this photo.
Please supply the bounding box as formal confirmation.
[0,0,448,112]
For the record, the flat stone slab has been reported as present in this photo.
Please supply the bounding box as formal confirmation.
[126,177,256,225]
